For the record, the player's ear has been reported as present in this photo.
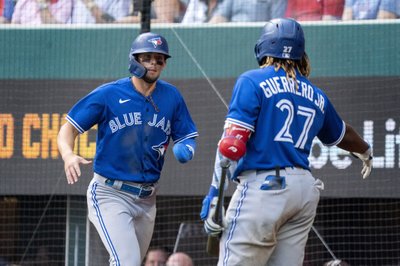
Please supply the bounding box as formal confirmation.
[160,59,167,70]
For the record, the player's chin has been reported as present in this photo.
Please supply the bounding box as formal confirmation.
[145,72,160,83]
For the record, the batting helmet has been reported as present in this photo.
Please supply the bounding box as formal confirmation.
[254,18,305,65]
[128,32,171,78]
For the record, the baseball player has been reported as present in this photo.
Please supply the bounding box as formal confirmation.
[200,18,373,266]
[57,32,198,266]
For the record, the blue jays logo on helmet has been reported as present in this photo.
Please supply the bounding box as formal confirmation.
[130,32,171,58]
[254,18,305,65]
[148,37,163,48]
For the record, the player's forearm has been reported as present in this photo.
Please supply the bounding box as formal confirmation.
[57,123,79,160]
[377,10,397,19]
[337,123,369,153]
[208,15,227,23]
[341,8,353,20]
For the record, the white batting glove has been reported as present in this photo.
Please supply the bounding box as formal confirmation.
[351,147,373,179]
[204,197,224,237]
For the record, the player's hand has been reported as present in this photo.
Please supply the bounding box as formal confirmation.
[62,152,92,184]
[351,147,373,179]
[200,187,225,236]
[204,197,224,237]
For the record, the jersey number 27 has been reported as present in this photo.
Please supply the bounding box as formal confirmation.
[274,99,316,150]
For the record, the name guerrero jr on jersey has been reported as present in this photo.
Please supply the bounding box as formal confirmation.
[259,75,325,114]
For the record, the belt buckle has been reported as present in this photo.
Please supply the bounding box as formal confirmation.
[122,182,153,198]
[138,184,154,198]
[138,186,144,198]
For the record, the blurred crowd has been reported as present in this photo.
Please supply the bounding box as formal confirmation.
[0,0,399,25]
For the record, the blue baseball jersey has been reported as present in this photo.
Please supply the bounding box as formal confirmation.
[226,66,345,178]
[67,77,198,183]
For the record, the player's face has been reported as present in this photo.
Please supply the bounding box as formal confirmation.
[138,53,166,83]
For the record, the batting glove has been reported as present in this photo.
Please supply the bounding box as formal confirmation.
[200,186,218,220]
[351,147,373,179]
[204,197,224,237]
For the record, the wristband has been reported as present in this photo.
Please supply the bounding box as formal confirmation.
[172,138,196,163]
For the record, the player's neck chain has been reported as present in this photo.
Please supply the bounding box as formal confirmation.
[146,95,159,112]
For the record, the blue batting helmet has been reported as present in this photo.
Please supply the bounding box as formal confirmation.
[129,32,171,78]
[254,18,305,65]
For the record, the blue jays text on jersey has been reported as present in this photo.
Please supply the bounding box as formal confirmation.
[225,66,345,179]
[66,77,198,183]
[109,113,171,135]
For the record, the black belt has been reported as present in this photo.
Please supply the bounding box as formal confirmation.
[103,178,154,198]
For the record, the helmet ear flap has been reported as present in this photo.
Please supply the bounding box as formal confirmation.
[254,39,266,66]
[254,42,260,64]
[128,54,147,78]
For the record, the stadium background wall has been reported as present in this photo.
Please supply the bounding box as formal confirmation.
[0,22,400,265]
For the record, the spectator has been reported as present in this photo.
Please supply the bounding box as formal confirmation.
[144,247,171,266]
[181,0,218,24]
[116,0,185,23]
[152,0,186,22]
[0,0,4,23]
[285,0,344,21]
[11,0,72,24]
[166,252,194,266]
[342,0,399,20]
[2,0,15,23]
[69,0,130,23]
[208,0,287,23]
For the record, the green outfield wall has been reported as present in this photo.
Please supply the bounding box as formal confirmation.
[1,22,399,79]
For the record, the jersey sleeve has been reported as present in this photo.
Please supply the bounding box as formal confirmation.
[317,96,345,146]
[66,88,105,134]
[225,75,261,132]
[171,94,198,143]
